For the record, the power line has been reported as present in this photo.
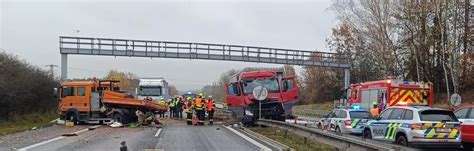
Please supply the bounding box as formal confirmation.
[45,64,59,77]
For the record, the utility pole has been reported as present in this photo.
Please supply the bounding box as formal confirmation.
[46,64,59,77]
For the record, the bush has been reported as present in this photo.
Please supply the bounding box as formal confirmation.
[0,52,59,121]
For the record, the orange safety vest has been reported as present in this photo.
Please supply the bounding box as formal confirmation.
[370,108,380,116]
[194,98,204,110]
[206,100,215,111]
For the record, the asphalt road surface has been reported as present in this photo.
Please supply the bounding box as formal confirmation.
[6,119,262,151]
[156,125,260,151]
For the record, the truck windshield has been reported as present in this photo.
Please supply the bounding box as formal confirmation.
[183,94,196,99]
[242,78,279,94]
[349,111,372,119]
[138,86,162,96]
[419,110,458,122]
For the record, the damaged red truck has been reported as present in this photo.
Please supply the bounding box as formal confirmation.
[226,68,299,122]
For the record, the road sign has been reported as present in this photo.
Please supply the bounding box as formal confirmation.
[252,86,268,101]
[450,93,462,107]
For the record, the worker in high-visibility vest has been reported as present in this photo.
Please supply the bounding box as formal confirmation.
[176,97,184,119]
[158,98,166,118]
[168,98,175,118]
[206,95,216,125]
[370,102,380,116]
[194,93,206,125]
[184,97,193,125]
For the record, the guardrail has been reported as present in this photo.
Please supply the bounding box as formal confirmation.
[256,119,415,151]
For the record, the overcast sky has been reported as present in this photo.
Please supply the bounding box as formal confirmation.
[1,0,336,91]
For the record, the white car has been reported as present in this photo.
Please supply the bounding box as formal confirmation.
[362,105,462,148]
[317,107,372,135]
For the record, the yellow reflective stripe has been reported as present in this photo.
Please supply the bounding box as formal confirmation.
[385,127,392,139]
[437,133,446,139]
[448,129,458,138]
[424,123,432,128]
[390,127,397,139]
[426,129,436,138]
[351,119,360,127]
[400,91,412,103]
[434,123,444,128]
[413,91,421,103]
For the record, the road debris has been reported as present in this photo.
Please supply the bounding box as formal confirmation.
[65,121,74,127]
[61,133,78,137]
[31,127,37,130]
[110,122,123,128]
[120,141,128,151]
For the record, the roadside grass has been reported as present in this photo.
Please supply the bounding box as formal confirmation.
[0,112,58,136]
[293,102,334,111]
[249,127,336,151]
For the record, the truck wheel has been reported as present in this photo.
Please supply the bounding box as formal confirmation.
[113,113,123,123]
[396,135,408,146]
[363,129,372,139]
[66,112,78,124]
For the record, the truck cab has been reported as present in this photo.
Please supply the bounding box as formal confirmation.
[136,78,170,102]
[59,81,116,124]
[226,68,299,122]
[59,80,167,124]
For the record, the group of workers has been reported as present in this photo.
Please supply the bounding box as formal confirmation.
[156,93,216,126]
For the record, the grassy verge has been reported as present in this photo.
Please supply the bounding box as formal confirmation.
[293,102,334,111]
[0,112,57,136]
[249,127,336,151]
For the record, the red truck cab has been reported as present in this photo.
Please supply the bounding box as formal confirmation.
[454,105,474,149]
[226,68,299,121]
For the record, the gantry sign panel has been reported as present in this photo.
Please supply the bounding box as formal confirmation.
[59,36,350,68]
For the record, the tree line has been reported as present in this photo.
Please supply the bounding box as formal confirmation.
[0,52,59,120]
[300,0,474,104]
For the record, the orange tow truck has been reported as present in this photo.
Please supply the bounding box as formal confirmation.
[58,80,167,124]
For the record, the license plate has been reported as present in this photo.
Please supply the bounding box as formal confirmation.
[373,129,384,136]
[438,139,449,142]
[435,128,452,133]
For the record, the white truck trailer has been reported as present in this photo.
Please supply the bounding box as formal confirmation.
[136,78,171,102]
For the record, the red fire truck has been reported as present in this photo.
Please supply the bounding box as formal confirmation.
[348,79,433,110]
[226,67,299,121]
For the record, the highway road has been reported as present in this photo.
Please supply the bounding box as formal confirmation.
[2,119,265,151]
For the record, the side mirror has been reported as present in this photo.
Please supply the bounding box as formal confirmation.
[374,115,381,120]
[282,81,289,92]
[53,88,58,98]
[324,113,330,118]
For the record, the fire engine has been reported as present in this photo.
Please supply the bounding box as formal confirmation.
[226,67,299,122]
[348,79,433,110]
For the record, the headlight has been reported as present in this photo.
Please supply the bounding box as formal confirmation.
[244,110,254,116]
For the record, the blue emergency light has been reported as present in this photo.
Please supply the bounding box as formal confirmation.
[352,105,360,110]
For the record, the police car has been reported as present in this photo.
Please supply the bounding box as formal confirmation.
[317,106,372,135]
[362,104,462,148]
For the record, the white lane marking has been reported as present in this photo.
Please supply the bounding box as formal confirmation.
[74,125,101,134]
[154,128,162,137]
[18,125,102,151]
[18,136,64,151]
[224,126,272,151]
